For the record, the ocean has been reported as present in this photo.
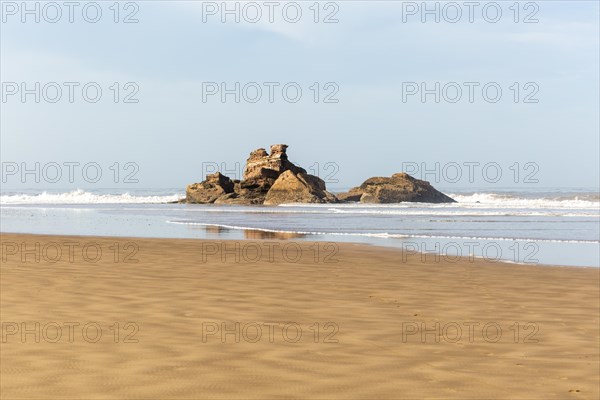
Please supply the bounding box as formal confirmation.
[1,187,598,267]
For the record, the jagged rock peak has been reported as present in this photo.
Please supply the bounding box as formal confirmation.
[242,144,304,180]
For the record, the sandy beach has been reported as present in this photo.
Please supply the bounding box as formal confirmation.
[1,233,598,399]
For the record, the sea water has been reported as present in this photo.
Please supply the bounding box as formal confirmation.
[1,187,598,267]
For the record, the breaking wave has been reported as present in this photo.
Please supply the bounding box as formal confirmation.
[0,189,183,204]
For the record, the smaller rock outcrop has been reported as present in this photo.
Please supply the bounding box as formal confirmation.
[186,172,234,204]
[264,170,338,205]
[337,173,455,204]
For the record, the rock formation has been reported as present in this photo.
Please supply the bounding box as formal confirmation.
[337,173,455,204]
[184,144,337,205]
[185,172,234,204]
[264,170,338,205]
[243,145,306,180]
[184,145,455,205]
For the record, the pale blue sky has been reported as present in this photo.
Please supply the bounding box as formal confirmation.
[1,1,599,190]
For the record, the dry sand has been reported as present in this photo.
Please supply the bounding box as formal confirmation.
[1,233,598,399]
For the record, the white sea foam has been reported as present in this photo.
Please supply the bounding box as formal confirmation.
[0,189,183,205]
[2,189,597,210]
[448,193,599,209]
[325,208,597,217]
[278,193,599,210]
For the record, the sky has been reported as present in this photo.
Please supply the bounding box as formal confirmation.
[1,0,599,191]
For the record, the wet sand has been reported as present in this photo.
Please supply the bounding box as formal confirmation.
[1,233,598,399]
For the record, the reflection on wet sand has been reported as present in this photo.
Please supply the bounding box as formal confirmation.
[244,229,305,240]
[204,225,228,235]
[204,225,305,239]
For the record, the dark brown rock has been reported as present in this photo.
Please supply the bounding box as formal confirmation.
[214,192,263,205]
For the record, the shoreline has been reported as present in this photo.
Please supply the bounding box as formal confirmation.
[1,233,599,399]
[1,230,597,269]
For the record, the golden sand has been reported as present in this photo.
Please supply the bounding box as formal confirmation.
[1,233,598,399]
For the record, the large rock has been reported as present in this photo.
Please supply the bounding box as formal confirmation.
[338,173,455,204]
[263,170,338,205]
[216,145,309,204]
[183,144,326,205]
[186,172,234,204]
